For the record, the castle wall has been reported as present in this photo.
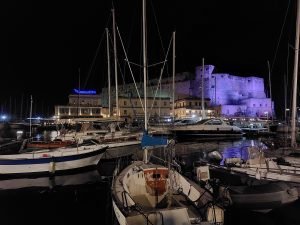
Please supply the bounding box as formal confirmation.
[100,64,275,118]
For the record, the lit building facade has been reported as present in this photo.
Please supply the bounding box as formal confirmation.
[117,97,170,122]
[174,97,216,118]
[54,89,103,119]
[101,65,274,119]
[193,65,274,118]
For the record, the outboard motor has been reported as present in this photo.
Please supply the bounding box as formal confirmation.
[207,150,223,164]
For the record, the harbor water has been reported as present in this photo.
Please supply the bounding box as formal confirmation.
[0,128,299,225]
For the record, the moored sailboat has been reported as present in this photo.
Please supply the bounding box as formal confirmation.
[111,1,224,224]
[0,139,108,177]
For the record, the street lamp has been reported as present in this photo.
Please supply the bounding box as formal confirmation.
[286,108,290,124]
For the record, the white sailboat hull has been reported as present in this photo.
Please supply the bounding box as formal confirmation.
[0,145,108,176]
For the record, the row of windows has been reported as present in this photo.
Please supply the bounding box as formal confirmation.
[59,108,101,114]
[176,102,208,107]
[123,101,168,106]
[253,104,268,107]
[123,109,168,115]
[72,100,98,105]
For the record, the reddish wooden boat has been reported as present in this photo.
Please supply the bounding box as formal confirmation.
[26,139,75,149]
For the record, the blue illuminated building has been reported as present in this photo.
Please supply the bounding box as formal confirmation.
[101,65,274,119]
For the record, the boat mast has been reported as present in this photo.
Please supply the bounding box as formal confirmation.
[143,0,148,163]
[106,28,111,117]
[291,0,300,148]
[267,60,272,130]
[112,9,119,117]
[201,58,206,119]
[29,95,33,138]
[172,31,176,122]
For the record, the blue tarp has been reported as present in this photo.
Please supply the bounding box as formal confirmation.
[141,132,168,149]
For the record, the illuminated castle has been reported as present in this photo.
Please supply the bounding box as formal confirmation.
[101,65,274,118]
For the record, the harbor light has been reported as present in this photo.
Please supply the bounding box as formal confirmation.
[1,115,7,120]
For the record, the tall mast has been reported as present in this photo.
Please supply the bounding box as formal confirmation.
[268,60,273,122]
[77,68,81,117]
[142,0,148,163]
[112,9,119,117]
[172,31,176,121]
[29,95,33,138]
[291,0,300,148]
[201,58,206,119]
[143,0,147,131]
[106,28,111,117]
[284,74,288,123]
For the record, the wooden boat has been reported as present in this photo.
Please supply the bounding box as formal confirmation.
[26,139,75,149]
[0,140,108,177]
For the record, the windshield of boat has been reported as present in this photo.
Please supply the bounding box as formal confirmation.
[195,118,224,125]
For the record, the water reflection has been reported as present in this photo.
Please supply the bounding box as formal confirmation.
[0,169,103,192]
[171,138,268,171]
[220,139,267,165]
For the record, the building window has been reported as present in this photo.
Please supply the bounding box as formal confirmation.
[260,104,262,107]
[164,102,167,106]
[135,101,137,106]
[189,102,192,107]
[124,110,127,115]
[154,101,157,106]
[253,104,256,107]
[195,102,198,106]
[124,101,127,106]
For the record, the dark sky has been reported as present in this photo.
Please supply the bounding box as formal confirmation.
[0,0,297,118]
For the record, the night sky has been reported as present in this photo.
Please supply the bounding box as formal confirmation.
[0,0,297,119]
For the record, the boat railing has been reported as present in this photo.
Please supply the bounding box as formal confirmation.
[120,191,160,225]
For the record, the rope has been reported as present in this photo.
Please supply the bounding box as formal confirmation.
[83,14,112,89]
[116,25,145,114]
[147,35,173,123]
[270,0,291,74]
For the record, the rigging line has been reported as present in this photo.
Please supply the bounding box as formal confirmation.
[124,59,143,68]
[150,0,170,76]
[270,0,291,74]
[148,35,172,121]
[116,25,145,114]
[83,14,112,89]
[150,0,166,56]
